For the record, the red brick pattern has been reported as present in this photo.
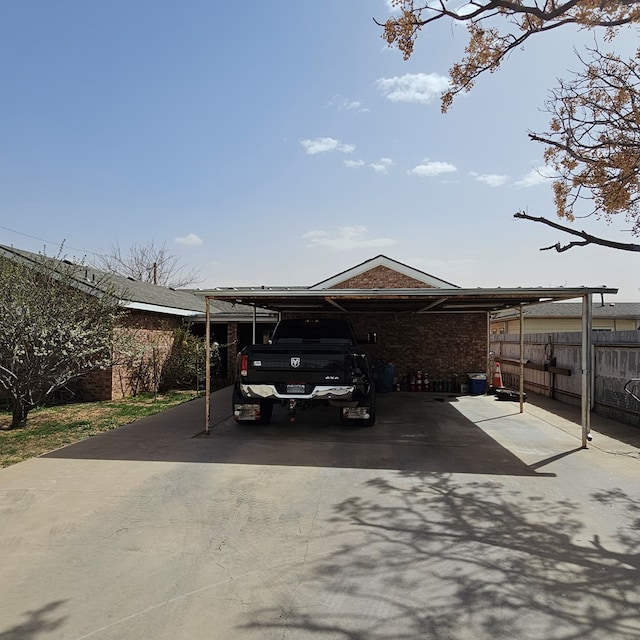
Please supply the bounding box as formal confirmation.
[226,323,239,380]
[331,265,433,290]
[350,312,486,386]
[83,310,182,401]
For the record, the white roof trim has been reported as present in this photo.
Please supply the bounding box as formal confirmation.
[309,255,458,290]
[123,301,203,317]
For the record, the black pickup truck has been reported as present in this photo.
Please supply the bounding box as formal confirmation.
[232,318,376,426]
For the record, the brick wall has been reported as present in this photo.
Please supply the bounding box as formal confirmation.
[350,312,487,386]
[327,266,487,384]
[81,368,113,402]
[226,323,239,380]
[83,310,182,401]
[332,265,434,289]
[275,311,486,387]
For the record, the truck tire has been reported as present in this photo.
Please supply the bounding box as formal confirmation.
[339,395,376,427]
[259,399,273,424]
[232,388,257,425]
[232,388,274,425]
[361,395,376,427]
[232,388,252,425]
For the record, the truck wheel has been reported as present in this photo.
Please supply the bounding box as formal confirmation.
[259,400,273,424]
[361,397,376,427]
[232,388,257,425]
[339,396,376,427]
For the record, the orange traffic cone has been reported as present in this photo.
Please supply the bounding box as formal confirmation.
[492,361,504,389]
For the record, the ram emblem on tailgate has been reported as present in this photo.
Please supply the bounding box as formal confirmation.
[290,357,301,368]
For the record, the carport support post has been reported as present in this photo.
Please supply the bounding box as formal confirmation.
[252,305,256,344]
[205,296,211,435]
[581,293,593,448]
[519,305,524,413]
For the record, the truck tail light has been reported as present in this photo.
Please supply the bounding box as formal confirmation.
[240,354,249,377]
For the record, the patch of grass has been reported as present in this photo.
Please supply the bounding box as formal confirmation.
[0,391,201,468]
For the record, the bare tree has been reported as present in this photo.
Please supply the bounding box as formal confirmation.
[379,1,640,249]
[514,210,640,251]
[93,241,202,288]
[0,249,124,429]
[530,46,640,233]
[380,0,640,112]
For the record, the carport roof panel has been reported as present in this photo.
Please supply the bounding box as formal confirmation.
[200,286,618,315]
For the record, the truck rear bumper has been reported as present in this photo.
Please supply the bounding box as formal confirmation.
[240,383,356,401]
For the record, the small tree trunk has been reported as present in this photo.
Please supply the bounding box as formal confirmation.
[11,400,28,429]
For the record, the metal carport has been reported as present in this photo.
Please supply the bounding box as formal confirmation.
[197,285,618,447]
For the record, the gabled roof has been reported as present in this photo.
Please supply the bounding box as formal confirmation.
[310,255,459,289]
[2,245,241,321]
[199,255,618,315]
[0,244,206,316]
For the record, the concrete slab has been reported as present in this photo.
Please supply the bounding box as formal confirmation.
[0,389,638,640]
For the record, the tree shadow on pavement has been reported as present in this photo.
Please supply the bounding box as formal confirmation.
[239,473,640,640]
[0,600,67,640]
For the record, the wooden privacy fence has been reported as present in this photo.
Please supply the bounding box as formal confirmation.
[489,331,640,427]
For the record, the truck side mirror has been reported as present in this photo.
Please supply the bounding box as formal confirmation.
[359,332,377,345]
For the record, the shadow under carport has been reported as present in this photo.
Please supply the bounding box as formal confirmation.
[43,389,552,476]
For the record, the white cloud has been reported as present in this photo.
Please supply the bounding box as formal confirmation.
[344,100,367,111]
[327,95,369,113]
[471,172,509,187]
[303,225,396,251]
[345,158,394,172]
[409,160,457,177]
[301,137,355,155]
[370,158,394,174]
[514,165,557,188]
[376,73,450,104]
[175,233,203,245]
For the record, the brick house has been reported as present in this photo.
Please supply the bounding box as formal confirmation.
[204,255,617,399]
[212,255,487,390]
[314,256,485,389]
[0,244,275,401]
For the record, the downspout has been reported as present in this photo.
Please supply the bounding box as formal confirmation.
[581,293,593,448]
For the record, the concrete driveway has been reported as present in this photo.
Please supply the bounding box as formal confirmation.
[1,388,639,640]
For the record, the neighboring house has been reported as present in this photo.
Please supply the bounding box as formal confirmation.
[0,245,276,401]
[490,302,640,335]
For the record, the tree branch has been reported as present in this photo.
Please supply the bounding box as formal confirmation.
[513,211,640,252]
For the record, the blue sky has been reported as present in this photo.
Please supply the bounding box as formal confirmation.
[1,1,638,300]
